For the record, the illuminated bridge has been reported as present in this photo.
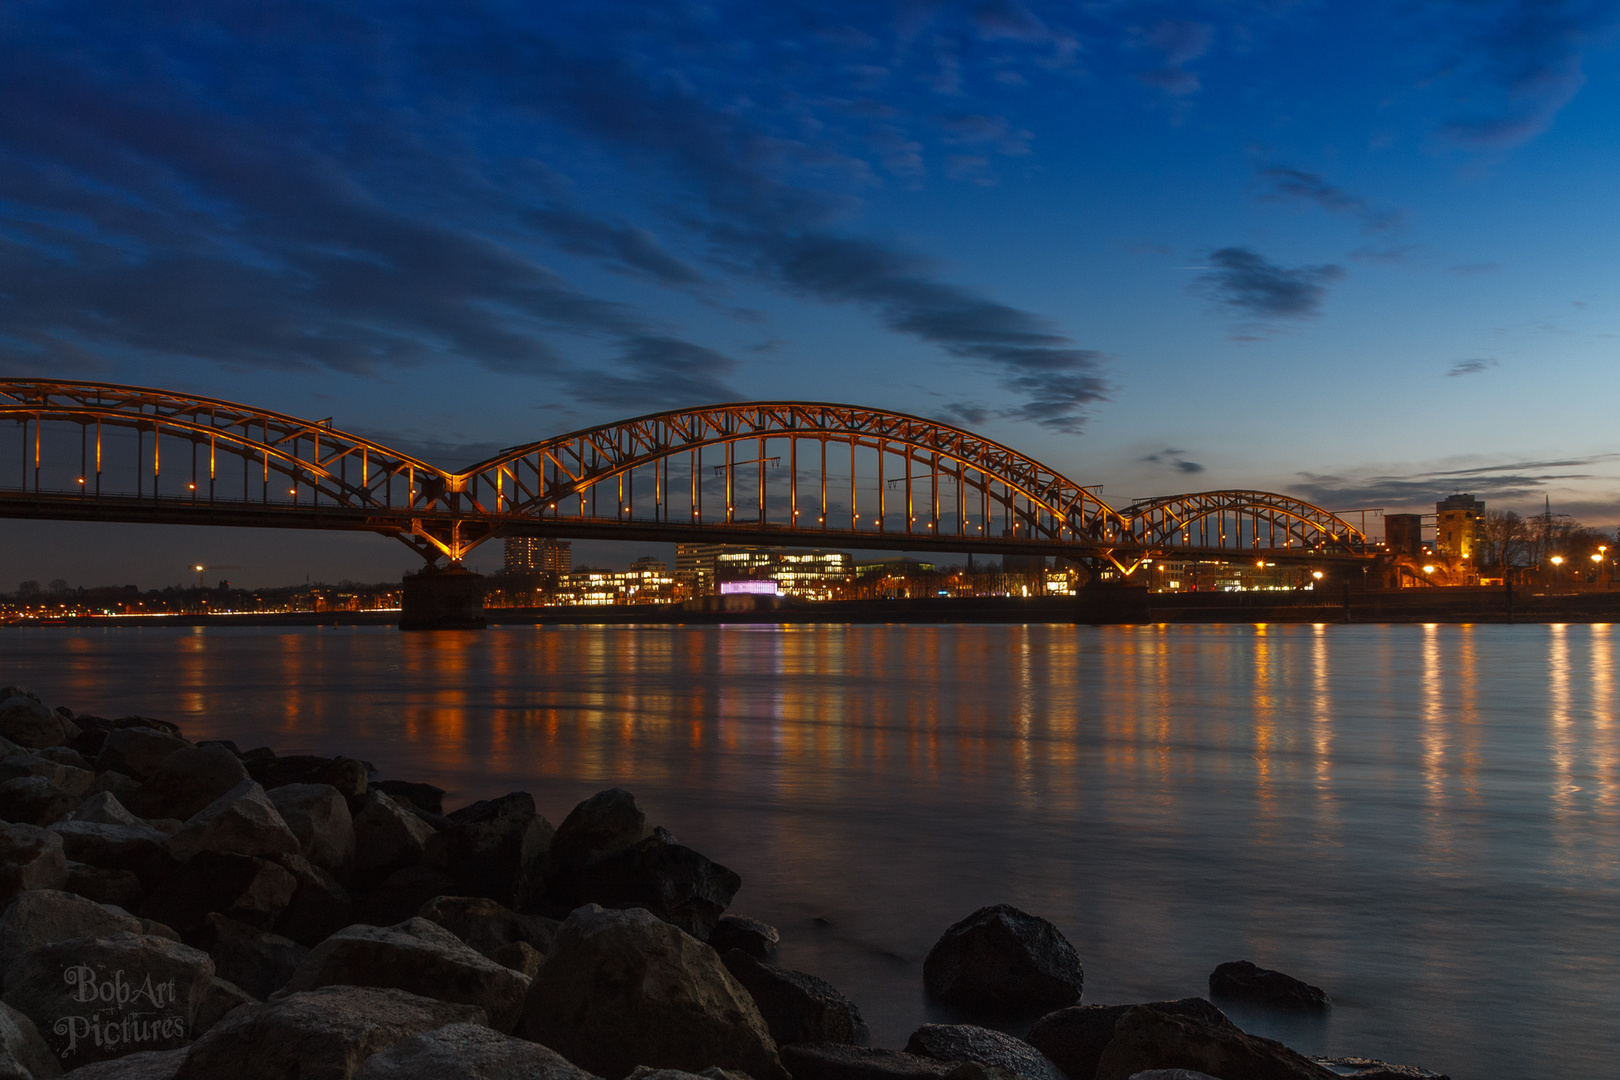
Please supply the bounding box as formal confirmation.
[0,380,1372,574]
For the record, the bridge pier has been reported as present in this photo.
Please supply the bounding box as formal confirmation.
[399,565,486,630]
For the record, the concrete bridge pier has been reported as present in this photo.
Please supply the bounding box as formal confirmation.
[400,565,486,630]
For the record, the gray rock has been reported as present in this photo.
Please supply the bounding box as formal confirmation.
[267,853,355,948]
[266,785,355,878]
[906,1025,1065,1080]
[280,917,531,1033]
[709,915,780,959]
[520,904,785,1080]
[95,729,188,783]
[137,920,179,944]
[193,975,257,1036]
[2,931,213,1068]
[422,793,551,909]
[779,1044,956,1080]
[65,793,143,828]
[162,780,301,863]
[488,940,542,977]
[139,851,297,936]
[371,781,444,817]
[55,1047,188,1079]
[1310,1058,1450,1080]
[355,866,453,929]
[83,773,143,811]
[0,823,67,905]
[578,832,740,940]
[0,889,143,973]
[625,1069,754,1080]
[0,695,73,750]
[0,776,79,827]
[131,745,249,822]
[248,756,369,800]
[1093,1006,1336,1080]
[0,999,59,1079]
[1125,1073,1218,1080]
[923,905,1083,1015]
[196,913,308,999]
[1208,962,1329,1012]
[47,822,174,889]
[353,1021,597,1080]
[35,746,91,772]
[722,949,867,1046]
[172,985,484,1080]
[63,864,143,910]
[0,752,94,797]
[351,792,435,889]
[543,788,651,906]
[416,895,558,958]
[1027,1000,1235,1080]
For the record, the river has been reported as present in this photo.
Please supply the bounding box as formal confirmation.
[3,621,1615,1080]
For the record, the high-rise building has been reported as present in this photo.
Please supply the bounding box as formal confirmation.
[503,537,571,576]
[1435,494,1484,561]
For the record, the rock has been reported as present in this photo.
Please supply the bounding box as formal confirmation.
[1027,1000,1234,1080]
[247,756,368,800]
[0,694,73,750]
[0,999,60,1079]
[140,851,297,936]
[710,915,780,959]
[131,745,249,822]
[268,853,355,948]
[780,1044,956,1080]
[351,792,434,889]
[47,822,174,888]
[64,864,144,910]
[923,905,1083,1015]
[356,867,454,929]
[65,793,144,828]
[84,772,144,810]
[0,776,79,826]
[1207,962,1329,1011]
[905,1025,1065,1080]
[266,784,355,879]
[2,931,213,1068]
[95,729,188,783]
[55,1046,188,1078]
[0,888,144,972]
[1124,1073,1217,1080]
[280,917,531,1033]
[416,895,558,958]
[0,823,67,905]
[195,913,308,999]
[162,780,301,864]
[519,904,785,1080]
[138,920,180,943]
[1093,1006,1336,1080]
[353,1020,597,1080]
[371,781,445,817]
[722,949,867,1046]
[194,976,257,1036]
[1310,1058,1450,1080]
[173,985,484,1080]
[37,745,92,771]
[543,787,651,906]
[0,752,94,797]
[488,940,543,977]
[578,832,740,940]
[422,793,550,909]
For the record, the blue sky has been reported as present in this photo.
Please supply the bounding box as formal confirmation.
[4,0,1620,585]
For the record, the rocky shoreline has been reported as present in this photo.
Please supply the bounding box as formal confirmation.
[0,686,1450,1080]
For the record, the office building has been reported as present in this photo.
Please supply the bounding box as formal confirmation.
[1435,494,1484,561]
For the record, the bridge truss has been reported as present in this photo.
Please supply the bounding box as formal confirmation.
[0,381,1371,570]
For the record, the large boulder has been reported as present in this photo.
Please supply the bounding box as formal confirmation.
[519,904,785,1080]
[0,823,67,905]
[489,940,543,978]
[50,1046,187,1078]
[905,1025,1065,1080]
[247,755,368,800]
[95,729,188,782]
[0,776,79,826]
[416,895,558,958]
[709,914,780,959]
[353,1021,597,1080]
[1207,962,1329,1011]
[1309,1057,1450,1080]
[371,781,445,817]
[266,785,355,878]
[131,745,249,822]
[722,948,867,1046]
[65,793,144,828]
[194,976,257,1037]
[422,793,551,908]
[0,694,74,750]
[923,905,1083,1014]
[779,1044,955,1080]
[0,751,94,796]
[139,851,297,936]
[162,780,301,863]
[578,832,740,940]
[543,788,651,906]
[1092,1006,1336,1080]
[2,931,213,1068]
[196,913,308,999]
[0,999,59,1079]
[351,792,434,889]
[83,773,144,812]
[280,917,530,1033]
[355,867,455,928]
[64,863,144,909]
[268,853,355,948]
[173,985,484,1080]
[1027,1000,1234,1080]
[47,822,174,888]
[0,889,143,972]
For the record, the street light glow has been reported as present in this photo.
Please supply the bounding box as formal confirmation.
[1422,565,1435,574]
[1551,556,1564,566]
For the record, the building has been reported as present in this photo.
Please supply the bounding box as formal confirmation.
[677,544,852,600]
[675,543,721,595]
[556,556,675,605]
[1435,494,1484,561]
[503,537,571,576]
[1384,514,1424,558]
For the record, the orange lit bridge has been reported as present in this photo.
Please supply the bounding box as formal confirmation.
[0,380,1372,574]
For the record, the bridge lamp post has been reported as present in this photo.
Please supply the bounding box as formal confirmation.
[1551,555,1564,584]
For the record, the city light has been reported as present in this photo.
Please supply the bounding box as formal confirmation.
[1551,556,1564,566]
[1423,565,1434,574]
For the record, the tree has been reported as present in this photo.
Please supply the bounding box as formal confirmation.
[14,581,40,599]
[47,579,69,595]
[1479,510,1528,569]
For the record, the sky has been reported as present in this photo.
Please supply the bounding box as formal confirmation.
[4,0,1620,587]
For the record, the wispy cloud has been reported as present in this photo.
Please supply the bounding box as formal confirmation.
[1292,453,1620,508]
[1197,247,1345,321]
[1447,357,1499,376]
[1135,20,1215,96]
[1139,448,1206,474]
[1257,166,1405,234]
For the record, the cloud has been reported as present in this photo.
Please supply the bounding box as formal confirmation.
[1291,454,1620,508]
[1446,357,1499,376]
[1135,20,1214,95]
[1256,166,1405,234]
[567,335,736,407]
[943,113,1034,156]
[1196,247,1345,321]
[528,207,704,286]
[1139,448,1206,474]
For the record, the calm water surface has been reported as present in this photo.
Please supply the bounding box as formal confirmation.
[3,622,1617,1080]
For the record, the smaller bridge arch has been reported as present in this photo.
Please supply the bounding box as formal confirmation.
[1122,490,1369,557]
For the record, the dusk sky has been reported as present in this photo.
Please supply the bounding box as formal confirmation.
[5,1,1620,586]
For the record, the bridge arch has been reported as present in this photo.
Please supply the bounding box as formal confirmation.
[1123,490,1369,557]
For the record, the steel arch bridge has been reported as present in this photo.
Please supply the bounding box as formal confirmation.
[0,380,1371,571]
